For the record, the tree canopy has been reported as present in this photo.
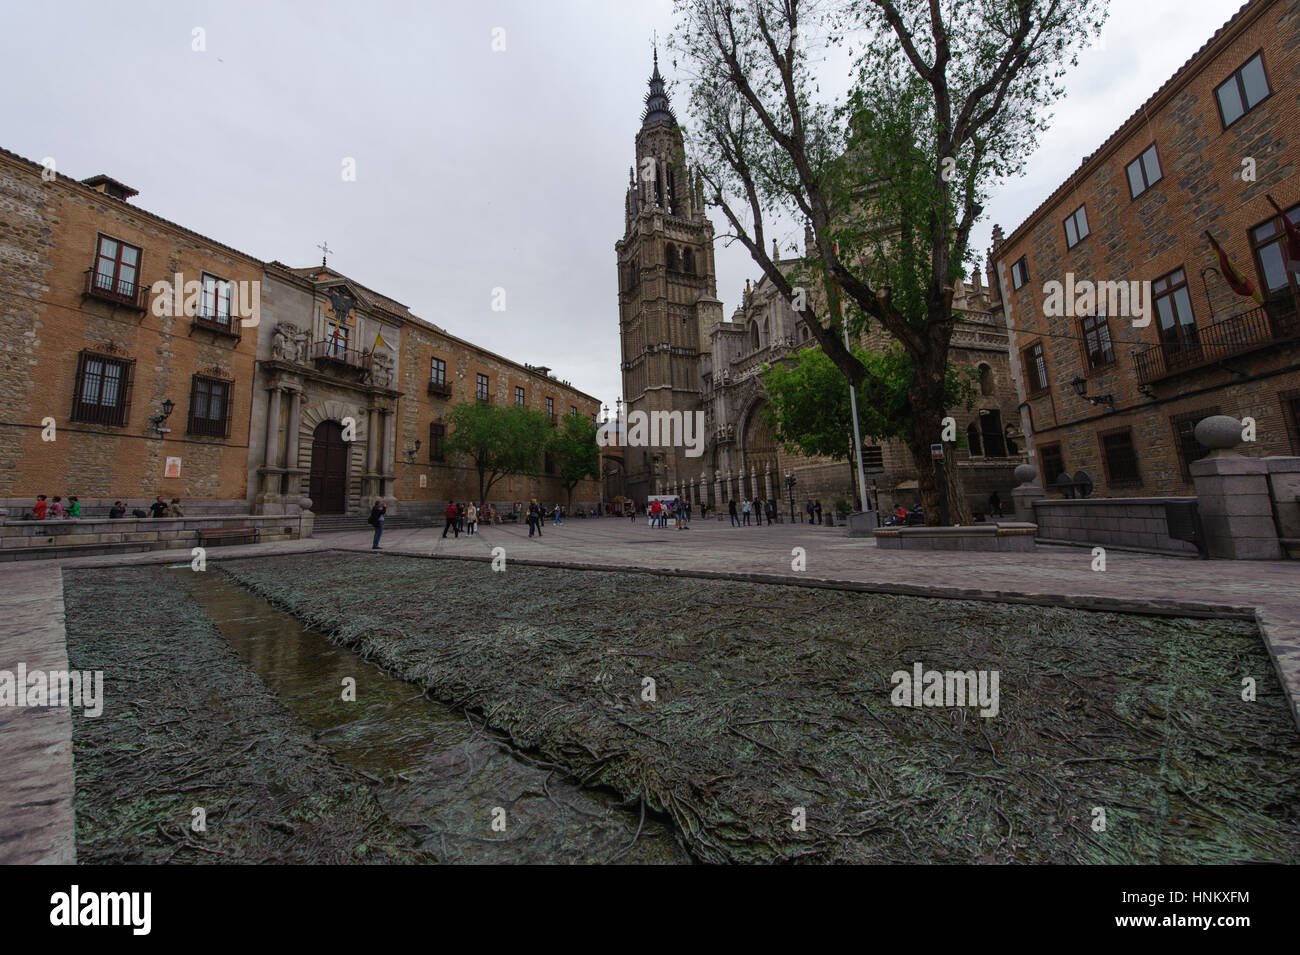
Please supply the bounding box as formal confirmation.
[443,402,552,504]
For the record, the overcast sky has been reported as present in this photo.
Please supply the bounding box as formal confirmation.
[1,0,1245,408]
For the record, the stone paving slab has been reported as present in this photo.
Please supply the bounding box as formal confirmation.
[0,565,76,864]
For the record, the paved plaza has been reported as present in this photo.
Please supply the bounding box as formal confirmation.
[2,518,1298,862]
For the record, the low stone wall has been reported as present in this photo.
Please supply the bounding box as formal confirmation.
[0,513,309,561]
[1031,497,1199,557]
[873,522,1037,551]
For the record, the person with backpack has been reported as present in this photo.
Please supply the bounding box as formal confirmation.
[442,501,460,538]
[367,498,386,550]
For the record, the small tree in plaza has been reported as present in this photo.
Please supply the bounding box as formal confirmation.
[548,413,601,512]
[444,401,552,506]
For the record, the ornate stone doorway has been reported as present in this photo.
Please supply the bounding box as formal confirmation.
[309,421,348,514]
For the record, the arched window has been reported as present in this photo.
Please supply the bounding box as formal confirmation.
[979,363,995,396]
[967,422,983,457]
[761,318,769,347]
[750,321,761,350]
[682,247,695,274]
[665,243,679,271]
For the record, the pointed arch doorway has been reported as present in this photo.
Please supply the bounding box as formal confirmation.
[309,420,348,513]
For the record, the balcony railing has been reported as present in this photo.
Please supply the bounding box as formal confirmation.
[83,269,147,310]
[1133,299,1299,385]
[190,314,242,341]
[309,340,368,372]
[427,379,452,398]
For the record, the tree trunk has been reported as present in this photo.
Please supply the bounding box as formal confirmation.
[908,366,972,527]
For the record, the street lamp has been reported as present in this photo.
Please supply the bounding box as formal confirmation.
[404,438,422,463]
[1070,376,1115,409]
[148,397,175,436]
[785,472,796,523]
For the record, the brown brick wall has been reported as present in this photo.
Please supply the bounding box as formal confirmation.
[996,0,1300,497]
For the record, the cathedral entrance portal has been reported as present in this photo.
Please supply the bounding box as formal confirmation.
[309,421,349,514]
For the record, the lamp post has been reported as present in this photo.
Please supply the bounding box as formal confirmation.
[785,472,796,523]
[1070,376,1116,410]
[148,398,175,436]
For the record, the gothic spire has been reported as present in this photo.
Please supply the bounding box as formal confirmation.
[641,45,677,130]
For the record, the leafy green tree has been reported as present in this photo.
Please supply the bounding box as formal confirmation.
[444,402,551,505]
[548,413,601,511]
[674,0,1105,523]
[762,344,974,462]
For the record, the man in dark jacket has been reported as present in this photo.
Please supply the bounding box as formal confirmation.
[728,499,739,527]
[441,501,459,538]
[368,499,387,549]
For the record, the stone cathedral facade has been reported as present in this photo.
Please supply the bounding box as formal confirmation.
[616,57,1027,516]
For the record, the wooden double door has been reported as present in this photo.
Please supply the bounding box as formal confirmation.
[309,421,349,513]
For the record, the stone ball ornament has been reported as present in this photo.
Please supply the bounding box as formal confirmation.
[1014,463,1038,485]
[1194,415,1242,451]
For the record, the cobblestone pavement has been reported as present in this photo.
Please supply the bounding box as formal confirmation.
[2,517,1296,863]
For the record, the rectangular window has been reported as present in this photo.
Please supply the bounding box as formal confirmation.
[187,375,232,437]
[1100,428,1141,487]
[1063,205,1089,249]
[570,405,578,417]
[1126,144,1162,198]
[515,386,526,406]
[476,373,489,402]
[1011,256,1029,290]
[198,273,233,326]
[1215,52,1270,128]
[72,351,132,426]
[1249,204,1300,301]
[979,409,1007,457]
[863,446,884,469]
[1152,267,1199,348]
[326,324,350,358]
[428,422,445,462]
[1171,407,1219,482]
[1080,314,1114,370]
[545,397,554,420]
[1022,341,1048,395]
[92,234,142,300]
[1038,443,1066,489]
[429,358,446,386]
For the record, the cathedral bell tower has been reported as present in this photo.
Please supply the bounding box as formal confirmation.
[615,48,723,504]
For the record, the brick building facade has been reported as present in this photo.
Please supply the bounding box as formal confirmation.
[0,148,261,514]
[993,0,1300,498]
[2,147,601,519]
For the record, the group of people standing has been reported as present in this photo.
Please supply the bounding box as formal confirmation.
[728,497,780,526]
[647,497,691,529]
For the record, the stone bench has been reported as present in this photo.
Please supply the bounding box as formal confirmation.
[874,522,1037,552]
[198,527,261,547]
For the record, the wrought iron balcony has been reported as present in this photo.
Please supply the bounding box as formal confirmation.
[427,379,452,398]
[309,339,368,373]
[1132,299,1299,385]
[83,269,147,310]
[190,313,242,341]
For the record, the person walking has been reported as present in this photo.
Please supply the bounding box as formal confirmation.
[368,498,386,550]
[729,499,739,527]
[553,504,561,526]
[765,498,777,525]
[441,501,460,538]
[528,499,543,537]
[466,502,478,536]
[814,500,823,525]
[741,499,751,526]
[805,499,816,524]
[753,497,764,527]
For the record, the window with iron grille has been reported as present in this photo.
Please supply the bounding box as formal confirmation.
[72,351,132,426]
[1080,314,1114,370]
[92,234,142,301]
[187,375,233,437]
[428,422,446,462]
[1022,341,1048,394]
[1282,390,1300,455]
[476,374,489,401]
[1063,205,1089,249]
[1215,51,1270,129]
[1100,428,1141,487]
[430,358,446,386]
[198,273,234,328]
[515,386,525,406]
[1010,256,1029,290]
[1038,443,1066,487]
[1171,407,1219,482]
[1126,144,1162,199]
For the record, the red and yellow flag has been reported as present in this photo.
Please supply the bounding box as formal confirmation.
[1206,232,1264,305]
